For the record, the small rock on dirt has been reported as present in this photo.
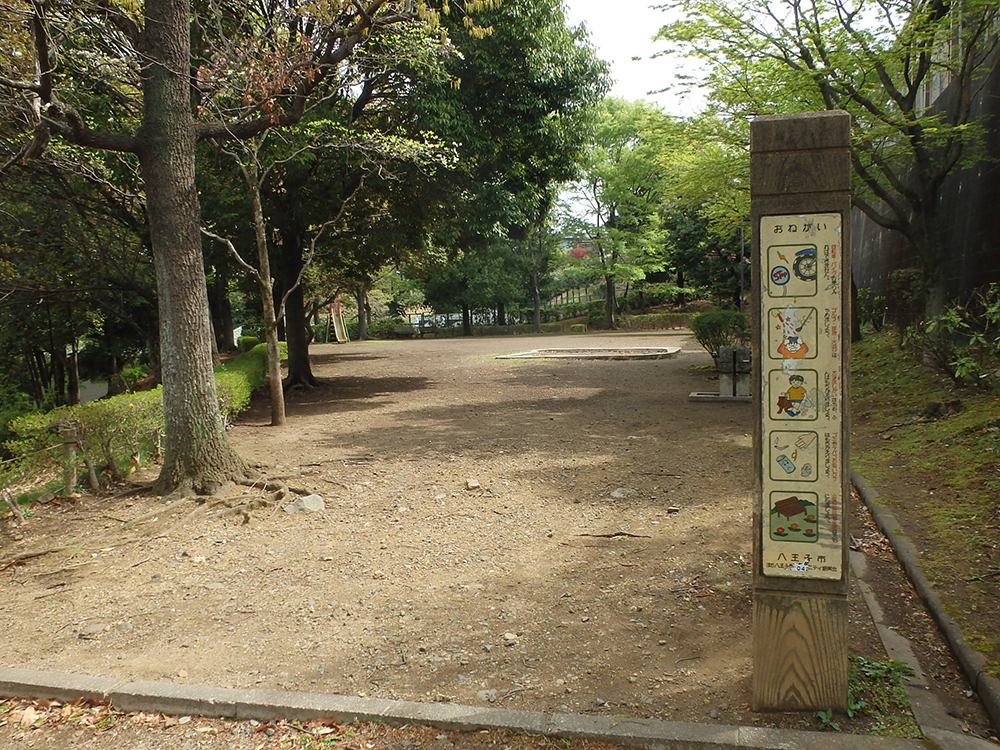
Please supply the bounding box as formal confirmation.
[78,623,109,639]
[465,479,481,490]
[284,494,325,513]
[609,487,632,499]
[476,689,497,703]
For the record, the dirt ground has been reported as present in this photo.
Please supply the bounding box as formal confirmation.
[0,331,990,741]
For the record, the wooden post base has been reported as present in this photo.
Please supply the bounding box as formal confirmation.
[752,589,848,711]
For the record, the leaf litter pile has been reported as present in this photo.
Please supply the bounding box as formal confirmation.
[0,697,622,750]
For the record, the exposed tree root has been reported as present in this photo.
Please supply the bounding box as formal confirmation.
[0,472,316,570]
[121,496,194,530]
[0,546,75,571]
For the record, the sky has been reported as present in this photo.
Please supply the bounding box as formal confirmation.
[561,0,707,117]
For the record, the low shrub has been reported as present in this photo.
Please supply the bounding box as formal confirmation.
[367,317,409,339]
[905,282,1000,387]
[620,283,706,311]
[587,300,609,328]
[690,308,750,358]
[618,313,692,331]
[215,342,273,418]
[570,323,587,333]
[2,343,275,496]
[856,287,887,332]
[237,335,261,353]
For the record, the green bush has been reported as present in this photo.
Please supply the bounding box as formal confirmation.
[887,267,926,337]
[570,323,587,333]
[856,287,887,332]
[587,300,609,328]
[620,283,706,311]
[367,317,408,338]
[0,376,36,448]
[215,342,274,418]
[2,343,275,495]
[906,283,1000,387]
[237,335,261,353]
[618,313,692,331]
[690,308,750,358]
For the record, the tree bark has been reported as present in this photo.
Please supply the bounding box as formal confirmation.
[280,228,318,388]
[209,269,236,352]
[532,268,542,333]
[247,163,286,426]
[140,0,246,495]
[67,339,81,406]
[462,304,472,336]
[356,286,369,340]
[51,350,66,406]
[604,274,617,329]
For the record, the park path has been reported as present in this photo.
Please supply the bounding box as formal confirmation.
[0,331,884,728]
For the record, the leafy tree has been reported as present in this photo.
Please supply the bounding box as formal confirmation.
[422,242,531,333]
[0,145,156,406]
[561,98,671,328]
[0,0,489,494]
[658,0,1000,311]
[661,205,747,308]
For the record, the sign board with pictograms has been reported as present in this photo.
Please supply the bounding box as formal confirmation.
[750,111,851,712]
[759,214,844,581]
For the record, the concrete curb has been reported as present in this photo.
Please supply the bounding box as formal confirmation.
[852,469,1000,736]
[0,666,927,750]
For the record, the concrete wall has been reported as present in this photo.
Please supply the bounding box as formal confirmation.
[851,45,1000,300]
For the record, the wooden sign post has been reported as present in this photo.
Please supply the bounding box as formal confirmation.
[751,111,851,711]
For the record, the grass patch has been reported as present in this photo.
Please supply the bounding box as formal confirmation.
[851,329,1000,674]
[846,655,920,737]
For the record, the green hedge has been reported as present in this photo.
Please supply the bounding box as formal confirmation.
[237,335,261,352]
[431,323,562,337]
[690,308,750,357]
[617,313,692,331]
[2,343,275,495]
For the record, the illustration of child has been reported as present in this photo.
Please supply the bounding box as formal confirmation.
[776,374,811,417]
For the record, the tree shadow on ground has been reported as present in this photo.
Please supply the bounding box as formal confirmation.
[239,375,433,422]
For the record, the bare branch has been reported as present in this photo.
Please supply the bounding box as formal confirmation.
[201,228,262,283]
[277,174,366,319]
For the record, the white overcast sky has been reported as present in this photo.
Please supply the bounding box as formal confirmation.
[562,0,707,117]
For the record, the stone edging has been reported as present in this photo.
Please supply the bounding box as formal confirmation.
[852,469,1000,736]
[0,665,927,750]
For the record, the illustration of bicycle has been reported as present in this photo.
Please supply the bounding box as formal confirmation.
[793,248,817,281]
[792,247,816,281]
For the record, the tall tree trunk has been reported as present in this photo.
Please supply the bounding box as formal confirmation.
[141,0,246,495]
[496,301,506,326]
[532,268,542,333]
[280,228,318,388]
[209,268,236,352]
[25,349,43,405]
[248,163,286,426]
[67,339,81,406]
[356,286,369,340]
[604,274,616,329]
[52,350,66,406]
[462,304,472,336]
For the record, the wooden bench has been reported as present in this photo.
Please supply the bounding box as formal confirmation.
[392,325,416,338]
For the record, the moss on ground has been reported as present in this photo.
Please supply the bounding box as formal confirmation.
[851,329,1000,675]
